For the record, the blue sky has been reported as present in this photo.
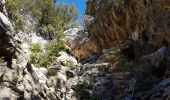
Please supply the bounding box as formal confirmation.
[57,0,86,16]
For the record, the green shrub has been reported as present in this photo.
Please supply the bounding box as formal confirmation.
[45,40,67,57]
[29,43,43,67]
[66,61,75,69]
[74,81,91,99]
[30,52,53,68]
[6,0,28,32]
[29,40,67,68]
[7,0,78,70]
[46,68,57,76]
[38,53,53,67]
[6,0,78,35]
[29,43,41,53]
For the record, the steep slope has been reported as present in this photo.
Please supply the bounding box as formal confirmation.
[86,0,170,50]
[82,0,170,99]
[2,0,170,100]
[65,28,98,62]
[0,1,60,99]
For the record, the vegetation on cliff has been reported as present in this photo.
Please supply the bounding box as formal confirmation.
[29,40,67,68]
[6,0,78,32]
[6,0,78,68]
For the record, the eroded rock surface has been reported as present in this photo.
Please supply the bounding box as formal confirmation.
[0,1,59,99]
[2,0,170,100]
[86,0,170,51]
[65,28,98,62]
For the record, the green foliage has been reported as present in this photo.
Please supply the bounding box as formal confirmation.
[29,43,50,67]
[29,43,41,53]
[6,0,23,32]
[46,68,57,76]
[73,81,101,100]
[74,81,91,99]
[6,0,78,34]
[6,0,78,69]
[74,81,89,94]
[45,40,67,57]
[66,61,75,69]
[29,40,67,68]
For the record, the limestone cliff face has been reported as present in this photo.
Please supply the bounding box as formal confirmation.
[65,28,98,62]
[0,1,59,99]
[86,0,170,50]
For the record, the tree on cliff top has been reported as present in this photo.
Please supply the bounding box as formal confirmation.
[6,0,78,34]
[5,0,78,68]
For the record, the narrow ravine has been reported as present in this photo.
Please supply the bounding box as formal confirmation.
[1,0,170,100]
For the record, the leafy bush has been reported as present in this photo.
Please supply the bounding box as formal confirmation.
[29,40,67,68]
[73,81,91,99]
[45,40,67,57]
[66,61,75,69]
[6,0,78,35]
[6,0,78,69]
[29,43,41,53]
[29,43,44,66]
[46,69,57,77]
[30,50,52,68]
[73,81,101,100]
[6,0,31,32]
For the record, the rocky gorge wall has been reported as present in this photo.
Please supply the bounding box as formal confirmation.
[65,28,98,62]
[0,1,61,99]
[0,1,99,99]
[2,0,170,99]
[86,0,170,50]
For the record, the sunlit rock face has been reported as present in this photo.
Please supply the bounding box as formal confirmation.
[57,51,78,66]
[0,1,60,99]
[65,28,98,62]
[86,0,170,51]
